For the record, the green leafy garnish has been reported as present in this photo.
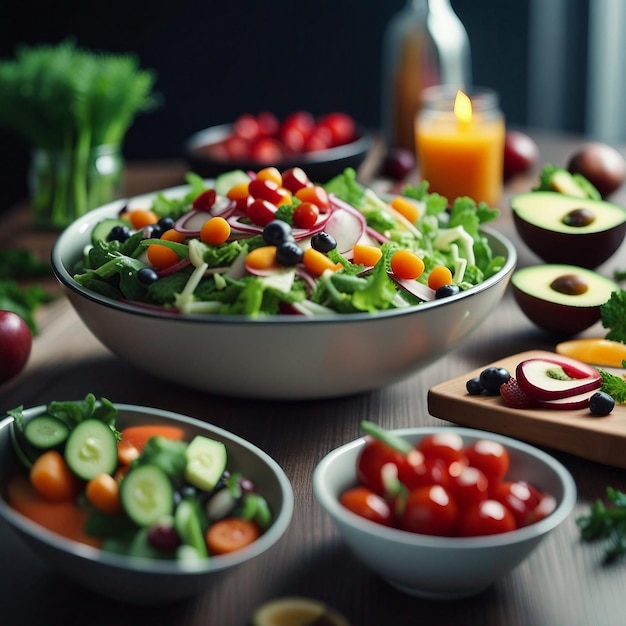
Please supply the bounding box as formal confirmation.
[577,487,626,563]
[0,279,54,334]
[0,249,52,279]
[600,290,626,343]
[598,369,626,403]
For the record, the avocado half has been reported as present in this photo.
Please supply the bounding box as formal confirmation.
[511,191,626,268]
[511,264,619,335]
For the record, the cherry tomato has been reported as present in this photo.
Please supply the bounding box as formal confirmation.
[250,137,283,163]
[256,111,280,137]
[295,185,330,211]
[456,499,517,537]
[525,493,557,525]
[448,465,489,509]
[304,126,333,152]
[282,167,312,193]
[292,202,319,229]
[400,485,458,536]
[491,480,541,527]
[463,439,510,485]
[248,178,286,205]
[223,135,251,159]
[397,450,449,491]
[281,111,315,141]
[340,486,393,526]
[356,438,409,496]
[233,113,261,141]
[246,199,277,227]
[317,112,356,146]
[418,432,466,466]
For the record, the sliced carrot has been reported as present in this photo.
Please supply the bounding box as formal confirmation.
[391,196,419,223]
[117,439,141,465]
[302,248,342,276]
[85,473,122,515]
[428,265,453,290]
[556,338,626,368]
[226,181,251,202]
[147,243,179,269]
[206,517,261,555]
[161,228,186,243]
[7,474,102,548]
[119,424,185,454]
[246,246,279,271]
[30,450,81,502]
[352,243,383,267]
[129,208,159,230]
[200,216,231,245]
[391,249,425,280]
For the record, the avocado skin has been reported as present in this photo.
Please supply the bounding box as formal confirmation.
[512,287,602,336]
[513,214,626,269]
[511,264,618,336]
[511,191,626,269]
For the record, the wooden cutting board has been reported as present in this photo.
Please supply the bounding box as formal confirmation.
[427,350,626,469]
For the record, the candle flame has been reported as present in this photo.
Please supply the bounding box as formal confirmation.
[454,90,472,124]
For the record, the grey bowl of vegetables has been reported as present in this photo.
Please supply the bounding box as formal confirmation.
[0,396,294,604]
[51,166,517,400]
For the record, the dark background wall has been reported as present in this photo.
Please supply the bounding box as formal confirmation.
[0,0,571,213]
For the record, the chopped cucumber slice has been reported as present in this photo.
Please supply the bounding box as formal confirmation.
[121,464,174,527]
[214,169,250,197]
[24,415,70,449]
[174,498,208,558]
[91,217,128,245]
[184,436,227,491]
[64,419,118,480]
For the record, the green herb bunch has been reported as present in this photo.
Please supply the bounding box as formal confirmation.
[0,40,159,227]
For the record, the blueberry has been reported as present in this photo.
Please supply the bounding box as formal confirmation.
[158,216,175,230]
[107,224,131,242]
[144,223,163,239]
[435,284,461,299]
[276,241,304,266]
[137,267,159,285]
[466,377,483,395]
[311,231,337,253]
[478,366,511,395]
[263,220,292,246]
[588,391,615,416]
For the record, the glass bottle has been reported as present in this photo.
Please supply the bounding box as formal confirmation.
[381,0,472,152]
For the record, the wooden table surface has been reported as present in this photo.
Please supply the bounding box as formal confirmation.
[1,134,626,626]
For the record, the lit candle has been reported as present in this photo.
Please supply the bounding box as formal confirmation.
[415,87,505,207]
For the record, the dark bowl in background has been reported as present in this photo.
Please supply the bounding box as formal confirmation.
[183,123,373,183]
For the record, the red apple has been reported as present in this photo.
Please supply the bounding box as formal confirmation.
[503,131,539,180]
[536,388,601,410]
[515,356,601,401]
[0,310,32,384]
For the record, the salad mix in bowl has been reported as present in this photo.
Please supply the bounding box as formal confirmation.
[71,166,505,318]
[3,395,282,562]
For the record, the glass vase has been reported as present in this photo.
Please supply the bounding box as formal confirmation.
[28,144,124,229]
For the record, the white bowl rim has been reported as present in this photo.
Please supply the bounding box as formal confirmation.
[50,186,517,325]
[313,425,577,548]
[0,404,294,574]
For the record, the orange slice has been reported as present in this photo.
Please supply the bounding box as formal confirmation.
[555,338,626,368]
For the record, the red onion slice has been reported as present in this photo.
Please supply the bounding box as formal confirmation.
[388,273,436,301]
[157,257,191,277]
[174,210,207,235]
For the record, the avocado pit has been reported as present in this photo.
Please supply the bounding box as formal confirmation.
[562,207,595,228]
[550,273,589,296]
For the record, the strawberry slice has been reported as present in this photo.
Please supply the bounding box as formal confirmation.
[500,377,538,409]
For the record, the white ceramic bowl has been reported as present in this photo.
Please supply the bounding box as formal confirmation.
[51,185,517,400]
[313,426,576,600]
[0,404,294,605]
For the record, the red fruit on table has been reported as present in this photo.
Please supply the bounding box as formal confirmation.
[0,310,32,384]
[503,131,539,180]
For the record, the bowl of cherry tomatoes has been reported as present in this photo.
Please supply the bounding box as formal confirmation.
[184,111,373,182]
[313,424,576,600]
